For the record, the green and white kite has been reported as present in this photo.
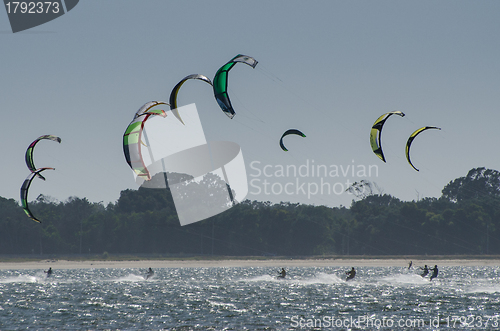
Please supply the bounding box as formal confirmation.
[123,101,168,181]
[213,54,258,119]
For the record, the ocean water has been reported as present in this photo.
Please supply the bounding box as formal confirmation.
[0,265,499,330]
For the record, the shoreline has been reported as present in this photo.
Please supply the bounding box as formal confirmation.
[1,257,499,270]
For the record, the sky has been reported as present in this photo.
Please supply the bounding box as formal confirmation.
[1,0,500,209]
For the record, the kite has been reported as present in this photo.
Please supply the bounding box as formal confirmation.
[25,135,61,180]
[213,54,258,119]
[133,101,167,119]
[279,129,306,151]
[123,101,168,181]
[169,74,213,124]
[370,111,405,162]
[405,126,441,171]
[20,167,54,223]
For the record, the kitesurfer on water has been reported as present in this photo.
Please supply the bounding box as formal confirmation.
[346,267,356,281]
[408,261,412,269]
[277,268,286,279]
[145,268,154,280]
[44,267,52,277]
[420,265,429,277]
[430,265,438,281]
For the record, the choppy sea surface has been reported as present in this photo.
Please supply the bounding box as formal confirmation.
[0,266,499,330]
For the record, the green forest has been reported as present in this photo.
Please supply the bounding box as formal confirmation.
[1,167,500,257]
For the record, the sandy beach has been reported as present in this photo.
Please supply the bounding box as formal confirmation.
[1,258,499,270]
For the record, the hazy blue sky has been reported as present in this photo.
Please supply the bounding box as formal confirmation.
[2,1,499,208]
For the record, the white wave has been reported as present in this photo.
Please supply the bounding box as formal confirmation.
[111,274,148,282]
[467,285,500,293]
[0,275,38,284]
[242,274,276,282]
[379,273,431,285]
[293,272,344,285]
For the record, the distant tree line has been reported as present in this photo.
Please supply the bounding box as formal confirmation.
[1,167,499,256]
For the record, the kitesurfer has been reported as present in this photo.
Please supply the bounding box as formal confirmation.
[277,268,286,279]
[408,261,412,269]
[430,265,438,281]
[346,267,356,281]
[145,268,154,280]
[420,265,429,277]
[44,267,52,277]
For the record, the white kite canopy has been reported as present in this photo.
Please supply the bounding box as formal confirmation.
[123,101,168,181]
[169,74,213,125]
